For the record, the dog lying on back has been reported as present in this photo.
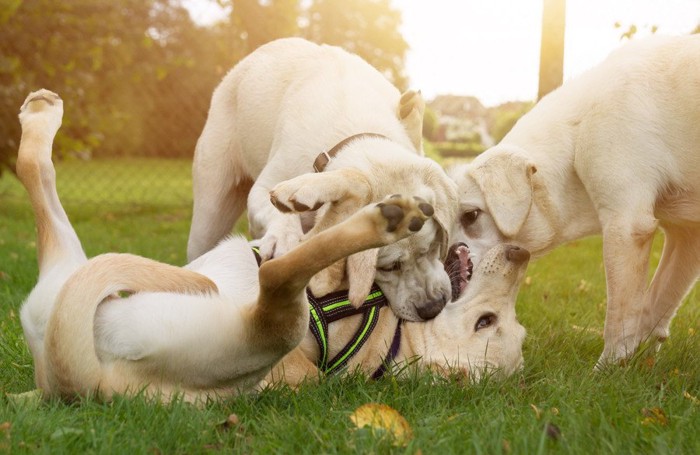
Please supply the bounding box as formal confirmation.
[17,89,434,402]
[449,35,700,366]
[266,239,529,386]
[188,37,458,322]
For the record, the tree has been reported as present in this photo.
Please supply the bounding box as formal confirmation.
[229,0,300,52]
[223,0,409,88]
[304,0,409,89]
[537,0,566,100]
[0,0,236,174]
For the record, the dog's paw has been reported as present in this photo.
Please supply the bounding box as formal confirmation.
[270,174,327,214]
[371,194,434,243]
[18,89,63,137]
[258,217,304,260]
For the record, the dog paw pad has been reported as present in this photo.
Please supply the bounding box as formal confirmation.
[378,202,405,232]
[408,217,424,232]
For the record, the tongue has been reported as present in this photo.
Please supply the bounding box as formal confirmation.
[444,242,472,301]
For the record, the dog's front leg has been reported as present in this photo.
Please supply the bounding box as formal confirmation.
[247,195,433,360]
[597,214,658,367]
[270,169,375,303]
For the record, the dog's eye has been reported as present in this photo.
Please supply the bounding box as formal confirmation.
[474,312,497,331]
[378,261,401,272]
[461,210,480,228]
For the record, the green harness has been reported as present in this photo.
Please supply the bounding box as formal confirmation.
[307,284,388,375]
[251,247,390,375]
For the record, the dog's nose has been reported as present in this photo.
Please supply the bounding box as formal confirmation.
[417,296,447,320]
[505,245,530,264]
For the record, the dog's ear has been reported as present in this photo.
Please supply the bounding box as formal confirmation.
[346,248,379,307]
[469,154,537,238]
[305,185,373,302]
[308,260,346,298]
[423,170,459,260]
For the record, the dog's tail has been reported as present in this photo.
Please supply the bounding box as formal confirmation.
[44,253,218,398]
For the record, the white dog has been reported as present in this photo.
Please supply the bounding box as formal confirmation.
[17,89,433,402]
[188,38,458,321]
[449,35,700,366]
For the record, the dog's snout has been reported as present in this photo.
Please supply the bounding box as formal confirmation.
[417,296,447,320]
[505,245,530,264]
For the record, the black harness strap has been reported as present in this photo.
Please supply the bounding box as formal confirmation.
[307,284,388,375]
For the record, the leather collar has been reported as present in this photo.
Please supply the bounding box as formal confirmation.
[313,133,388,172]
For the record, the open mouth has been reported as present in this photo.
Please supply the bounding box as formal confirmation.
[444,242,473,301]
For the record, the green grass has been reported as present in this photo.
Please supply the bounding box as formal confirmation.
[1,160,698,454]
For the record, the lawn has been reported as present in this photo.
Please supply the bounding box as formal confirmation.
[0,159,698,454]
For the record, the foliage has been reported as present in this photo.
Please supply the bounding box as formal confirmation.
[0,0,408,176]
[0,0,240,176]
[490,102,534,144]
[229,0,301,51]
[304,0,409,89]
[421,106,439,142]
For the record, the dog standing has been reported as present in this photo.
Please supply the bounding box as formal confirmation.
[449,35,700,366]
[17,89,433,402]
[187,38,458,322]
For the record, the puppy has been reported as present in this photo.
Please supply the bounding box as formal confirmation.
[267,242,529,386]
[17,89,433,402]
[449,35,700,366]
[188,37,458,321]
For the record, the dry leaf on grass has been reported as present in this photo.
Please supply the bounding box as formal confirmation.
[349,403,413,446]
[683,391,699,405]
[640,407,668,427]
[6,389,42,409]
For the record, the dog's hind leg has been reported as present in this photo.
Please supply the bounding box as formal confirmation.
[639,225,700,347]
[16,89,87,390]
[16,90,86,276]
[397,90,425,153]
[247,195,433,356]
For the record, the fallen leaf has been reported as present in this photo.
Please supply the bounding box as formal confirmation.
[529,403,542,420]
[683,391,699,405]
[641,407,668,427]
[524,276,532,286]
[0,422,10,432]
[6,389,42,409]
[689,328,696,336]
[502,439,511,453]
[217,414,242,431]
[349,403,413,446]
[643,356,655,370]
[550,407,560,416]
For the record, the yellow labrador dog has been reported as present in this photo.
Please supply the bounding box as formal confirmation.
[17,89,433,402]
[449,35,700,366]
[188,38,458,322]
[267,241,529,386]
